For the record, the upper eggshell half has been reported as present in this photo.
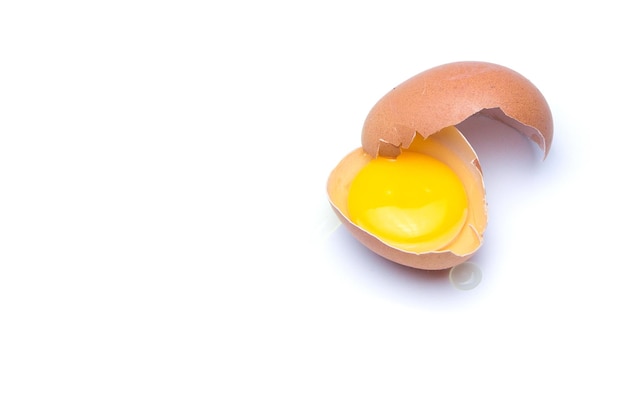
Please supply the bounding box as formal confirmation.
[361,61,553,158]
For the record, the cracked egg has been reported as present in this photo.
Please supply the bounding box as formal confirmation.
[327,61,553,270]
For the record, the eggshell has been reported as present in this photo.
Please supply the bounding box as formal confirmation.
[327,127,487,270]
[327,61,553,270]
[361,61,553,159]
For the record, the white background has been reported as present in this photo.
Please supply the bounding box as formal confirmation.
[1,1,624,415]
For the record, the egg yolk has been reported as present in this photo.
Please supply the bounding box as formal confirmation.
[347,152,468,252]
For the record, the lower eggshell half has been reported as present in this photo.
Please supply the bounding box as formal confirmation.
[327,126,487,270]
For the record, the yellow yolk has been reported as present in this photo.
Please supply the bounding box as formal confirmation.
[347,152,468,252]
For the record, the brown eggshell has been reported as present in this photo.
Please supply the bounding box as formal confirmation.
[362,61,553,159]
[327,127,487,270]
[328,61,553,270]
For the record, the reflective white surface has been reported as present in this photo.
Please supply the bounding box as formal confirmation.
[1,1,624,415]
